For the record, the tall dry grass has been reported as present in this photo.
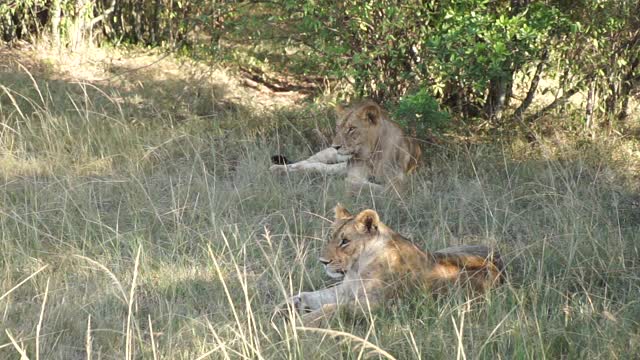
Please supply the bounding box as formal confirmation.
[1,47,640,359]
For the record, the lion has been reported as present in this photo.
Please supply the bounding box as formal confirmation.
[278,204,504,326]
[270,100,422,191]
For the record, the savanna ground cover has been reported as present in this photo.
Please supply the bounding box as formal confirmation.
[1,1,640,357]
[1,43,640,359]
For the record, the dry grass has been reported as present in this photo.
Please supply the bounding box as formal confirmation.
[1,45,640,359]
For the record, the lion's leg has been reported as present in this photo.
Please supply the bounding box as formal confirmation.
[305,147,350,164]
[345,165,383,193]
[270,148,349,174]
[274,286,340,322]
[384,172,407,194]
[302,299,381,326]
[275,286,341,317]
[300,303,339,326]
[278,280,383,325]
[346,174,384,193]
[271,161,347,174]
[294,277,387,311]
[297,286,344,310]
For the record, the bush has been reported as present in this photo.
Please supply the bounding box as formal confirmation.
[392,89,450,135]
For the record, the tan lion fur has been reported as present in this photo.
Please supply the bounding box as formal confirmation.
[270,100,421,191]
[279,204,504,326]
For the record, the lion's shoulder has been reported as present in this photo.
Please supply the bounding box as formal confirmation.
[334,100,421,177]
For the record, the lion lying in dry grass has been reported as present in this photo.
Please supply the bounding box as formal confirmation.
[271,100,421,191]
[279,204,504,326]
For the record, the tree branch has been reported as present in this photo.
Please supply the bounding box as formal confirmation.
[90,0,116,27]
[527,75,593,122]
[239,66,320,93]
[514,49,548,120]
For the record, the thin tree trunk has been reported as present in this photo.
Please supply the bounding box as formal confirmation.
[605,80,618,115]
[617,50,640,122]
[50,0,62,49]
[90,0,116,29]
[132,0,142,42]
[514,49,548,119]
[169,0,174,44]
[71,0,89,50]
[585,80,595,130]
[486,0,530,121]
[152,0,161,44]
[484,74,512,122]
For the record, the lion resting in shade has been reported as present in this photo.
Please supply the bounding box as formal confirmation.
[271,100,421,191]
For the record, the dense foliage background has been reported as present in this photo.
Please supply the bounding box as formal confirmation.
[2,0,638,129]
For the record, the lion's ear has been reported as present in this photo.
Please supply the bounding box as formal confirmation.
[360,103,381,125]
[335,104,346,118]
[334,203,352,220]
[354,209,380,234]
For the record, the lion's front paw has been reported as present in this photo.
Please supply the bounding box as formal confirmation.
[273,294,304,320]
[287,294,304,311]
[269,164,288,173]
[300,304,338,327]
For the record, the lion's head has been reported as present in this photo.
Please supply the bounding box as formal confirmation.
[318,204,382,279]
[331,100,385,159]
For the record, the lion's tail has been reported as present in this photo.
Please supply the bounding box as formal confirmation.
[271,154,292,165]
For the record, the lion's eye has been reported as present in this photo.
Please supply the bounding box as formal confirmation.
[347,126,356,134]
[340,237,350,247]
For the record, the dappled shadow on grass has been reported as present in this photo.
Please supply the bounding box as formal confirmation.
[0,47,337,184]
[0,48,240,119]
[0,46,261,179]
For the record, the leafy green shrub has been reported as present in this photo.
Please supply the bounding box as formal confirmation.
[392,89,450,135]
[277,0,572,120]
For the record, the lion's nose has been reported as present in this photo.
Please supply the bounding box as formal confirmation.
[332,145,342,150]
[319,258,330,265]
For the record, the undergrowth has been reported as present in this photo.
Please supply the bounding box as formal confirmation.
[1,47,639,359]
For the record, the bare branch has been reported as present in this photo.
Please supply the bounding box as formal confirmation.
[513,49,548,120]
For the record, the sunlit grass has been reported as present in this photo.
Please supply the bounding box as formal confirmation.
[1,47,640,359]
